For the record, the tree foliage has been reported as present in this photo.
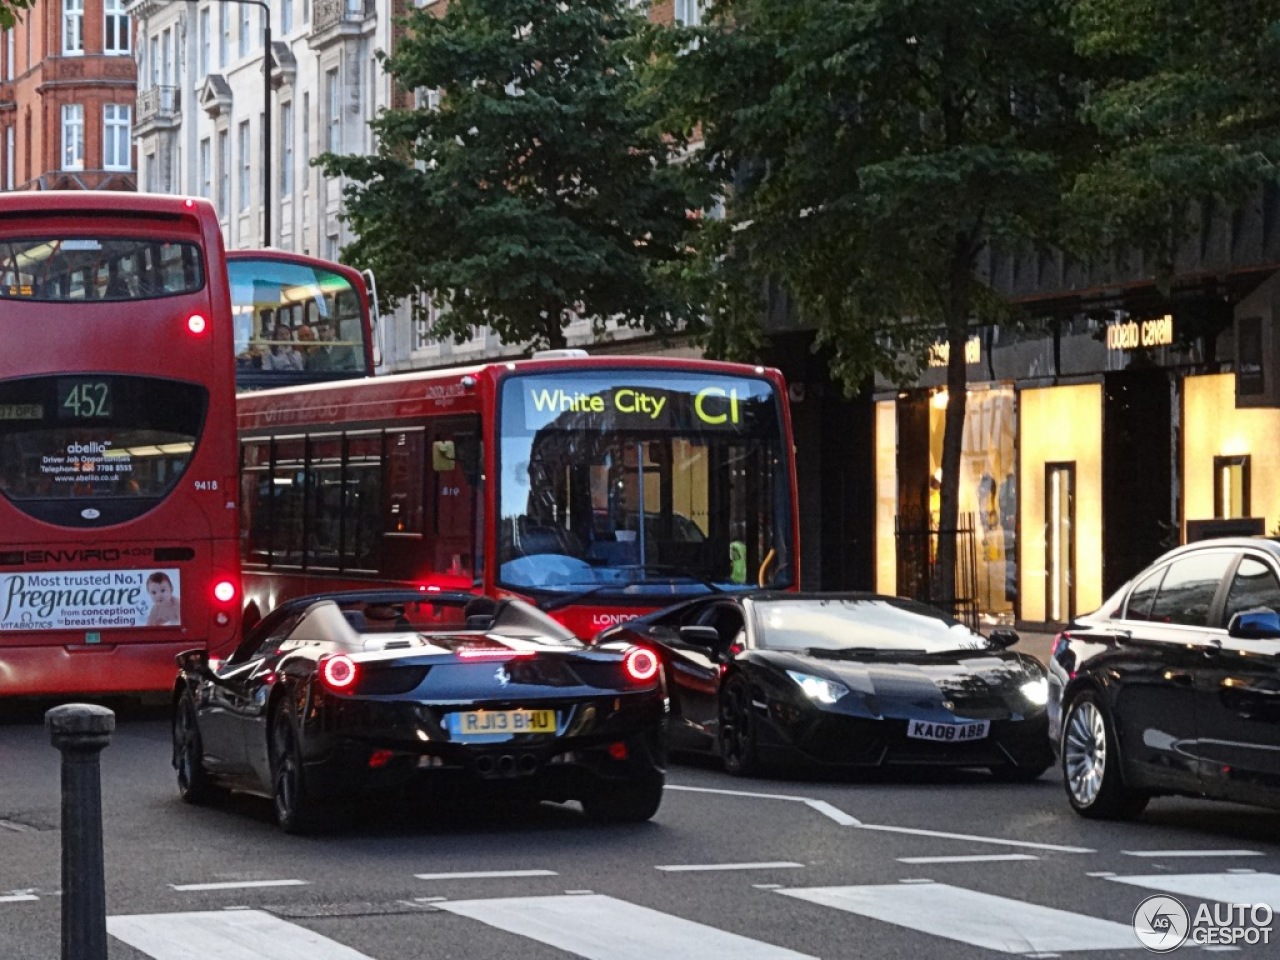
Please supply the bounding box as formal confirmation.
[320,0,711,350]
[1069,0,1280,265]
[664,0,1093,606]
[1,0,32,31]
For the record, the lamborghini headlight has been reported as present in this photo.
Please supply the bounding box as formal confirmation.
[786,670,849,705]
[1020,677,1050,707]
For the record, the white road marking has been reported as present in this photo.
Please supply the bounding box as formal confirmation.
[655,862,804,872]
[414,869,557,880]
[168,880,309,892]
[856,823,1094,854]
[1107,872,1280,910]
[107,910,376,959]
[0,893,38,903]
[898,854,1039,864]
[805,799,862,826]
[665,784,814,803]
[435,893,818,960]
[1122,850,1263,859]
[778,882,1137,954]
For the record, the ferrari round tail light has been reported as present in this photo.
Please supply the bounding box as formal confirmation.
[623,647,659,683]
[321,654,358,691]
[186,313,208,336]
[212,579,237,604]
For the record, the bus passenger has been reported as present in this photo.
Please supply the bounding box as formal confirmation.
[261,322,304,372]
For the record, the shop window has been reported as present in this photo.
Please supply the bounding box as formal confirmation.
[1045,462,1075,622]
[1213,455,1250,519]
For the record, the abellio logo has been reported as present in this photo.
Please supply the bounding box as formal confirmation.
[1133,895,1189,953]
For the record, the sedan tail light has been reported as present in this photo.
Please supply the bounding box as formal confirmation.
[623,646,659,683]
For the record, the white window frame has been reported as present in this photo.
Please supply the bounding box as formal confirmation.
[280,100,294,196]
[218,128,230,216]
[238,119,251,211]
[61,103,84,171]
[280,0,292,35]
[62,0,85,56]
[219,6,230,68]
[198,9,211,78]
[103,104,132,171]
[239,7,251,58]
[199,137,212,199]
[325,67,341,153]
[674,0,702,26]
[103,0,130,55]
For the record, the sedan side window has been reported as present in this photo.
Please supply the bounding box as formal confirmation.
[1223,556,1280,623]
[1148,552,1235,627]
[1124,568,1165,621]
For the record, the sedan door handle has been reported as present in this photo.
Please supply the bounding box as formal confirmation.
[1203,639,1223,658]
[1166,672,1194,687]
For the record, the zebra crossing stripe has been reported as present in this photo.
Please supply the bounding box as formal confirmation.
[777,883,1138,954]
[435,893,818,960]
[106,910,377,960]
[1106,872,1280,911]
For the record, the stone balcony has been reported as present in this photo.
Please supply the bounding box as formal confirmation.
[309,0,371,48]
[135,85,181,135]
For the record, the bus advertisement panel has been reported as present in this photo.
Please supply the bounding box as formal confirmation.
[236,355,799,638]
[228,250,375,391]
[0,193,241,697]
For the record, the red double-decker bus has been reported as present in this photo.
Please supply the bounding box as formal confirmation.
[236,353,799,637]
[0,193,241,697]
[227,250,376,391]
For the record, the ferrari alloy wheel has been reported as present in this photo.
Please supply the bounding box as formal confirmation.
[173,691,218,804]
[581,778,664,823]
[719,674,762,776]
[270,708,316,834]
[1062,691,1148,820]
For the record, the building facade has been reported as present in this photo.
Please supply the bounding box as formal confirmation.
[0,0,138,190]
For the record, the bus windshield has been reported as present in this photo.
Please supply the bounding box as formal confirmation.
[229,256,369,384]
[497,370,794,599]
[0,236,204,300]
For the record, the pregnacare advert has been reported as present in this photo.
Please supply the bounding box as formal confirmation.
[0,568,182,631]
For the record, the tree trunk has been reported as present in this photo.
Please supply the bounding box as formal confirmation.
[543,300,567,350]
[933,245,974,623]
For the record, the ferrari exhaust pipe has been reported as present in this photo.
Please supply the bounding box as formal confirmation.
[518,754,538,774]
[497,754,516,775]
[475,756,495,775]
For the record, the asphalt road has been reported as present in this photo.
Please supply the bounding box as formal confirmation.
[2,698,1278,960]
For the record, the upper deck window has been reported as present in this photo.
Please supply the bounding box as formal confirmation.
[0,237,205,302]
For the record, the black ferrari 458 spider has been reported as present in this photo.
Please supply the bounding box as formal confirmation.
[595,591,1053,780]
[171,590,667,832]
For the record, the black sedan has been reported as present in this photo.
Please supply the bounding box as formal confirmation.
[1049,537,1280,819]
[171,590,668,832]
[594,591,1053,779]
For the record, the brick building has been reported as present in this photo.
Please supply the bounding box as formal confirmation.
[0,0,137,191]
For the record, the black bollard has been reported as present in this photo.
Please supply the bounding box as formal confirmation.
[45,703,115,960]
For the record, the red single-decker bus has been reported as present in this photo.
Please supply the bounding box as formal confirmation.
[237,353,799,637]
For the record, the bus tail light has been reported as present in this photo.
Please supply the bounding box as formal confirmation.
[186,313,208,336]
[212,579,237,604]
[320,654,358,692]
[623,647,659,684]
